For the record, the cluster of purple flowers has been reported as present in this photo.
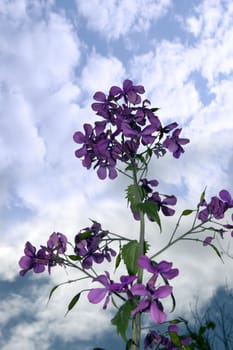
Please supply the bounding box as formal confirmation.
[73,80,189,179]
[132,178,177,221]
[144,325,191,350]
[130,256,179,324]
[198,189,233,245]
[19,232,67,276]
[88,255,179,324]
[74,222,116,269]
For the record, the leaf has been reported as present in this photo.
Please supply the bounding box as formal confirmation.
[209,243,224,262]
[144,240,150,254]
[137,201,161,230]
[93,348,106,350]
[111,300,136,341]
[200,188,206,203]
[169,331,181,346]
[115,253,121,271]
[121,241,139,275]
[182,209,194,216]
[125,184,143,209]
[68,255,81,261]
[65,293,81,316]
[48,285,60,303]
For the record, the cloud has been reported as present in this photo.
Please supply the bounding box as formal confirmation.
[75,0,172,40]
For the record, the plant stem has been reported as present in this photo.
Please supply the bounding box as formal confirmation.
[131,163,145,350]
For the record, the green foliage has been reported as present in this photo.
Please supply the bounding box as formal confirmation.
[125,184,143,209]
[111,300,136,342]
[65,293,81,316]
[121,240,139,275]
[182,209,194,216]
[137,201,161,230]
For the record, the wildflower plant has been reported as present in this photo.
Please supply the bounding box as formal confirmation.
[19,80,233,349]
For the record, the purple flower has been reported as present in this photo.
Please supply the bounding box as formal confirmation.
[110,79,145,105]
[219,189,233,208]
[150,193,177,216]
[88,272,136,309]
[163,128,189,158]
[19,242,48,276]
[75,222,116,269]
[47,232,67,254]
[198,196,227,222]
[131,274,172,323]
[140,178,159,194]
[203,236,213,246]
[138,255,179,280]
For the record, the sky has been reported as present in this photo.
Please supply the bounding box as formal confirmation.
[1,0,233,349]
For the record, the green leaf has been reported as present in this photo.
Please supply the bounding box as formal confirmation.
[182,209,194,216]
[209,243,223,262]
[169,331,181,346]
[144,240,150,254]
[68,255,81,261]
[137,201,161,230]
[151,107,160,112]
[65,293,81,316]
[125,184,143,209]
[121,240,139,275]
[115,253,122,271]
[200,188,206,203]
[48,285,60,303]
[111,300,135,341]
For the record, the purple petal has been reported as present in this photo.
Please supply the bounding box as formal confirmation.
[19,256,32,270]
[219,189,232,203]
[153,285,172,298]
[88,288,107,304]
[131,283,149,296]
[138,255,156,274]
[131,299,150,315]
[109,166,118,179]
[109,86,122,96]
[97,166,107,180]
[163,196,177,205]
[93,91,106,102]
[150,301,167,323]
[33,264,46,273]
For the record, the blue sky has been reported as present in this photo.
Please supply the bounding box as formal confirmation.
[1,0,233,349]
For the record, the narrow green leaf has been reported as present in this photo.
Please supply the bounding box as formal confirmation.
[115,253,121,271]
[200,188,206,203]
[111,300,135,341]
[209,243,224,262]
[121,240,139,275]
[48,285,60,303]
[182,209,194,216]
[65,293,81,316]
[151,107,160,112]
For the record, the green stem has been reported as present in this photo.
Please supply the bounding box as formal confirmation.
[131,162,145,350]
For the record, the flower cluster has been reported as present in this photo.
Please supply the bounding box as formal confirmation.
[131,256,179,323]
[73,79,189,179]
[144,325,191,350]
[19,232,67,276]
[87,255,178,324]
[198,189,233,245]
[88,271,136,309]
[131,178,177,221]
[74,222,116,269]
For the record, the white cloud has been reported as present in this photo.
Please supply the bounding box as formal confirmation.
[75,0,171,40]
